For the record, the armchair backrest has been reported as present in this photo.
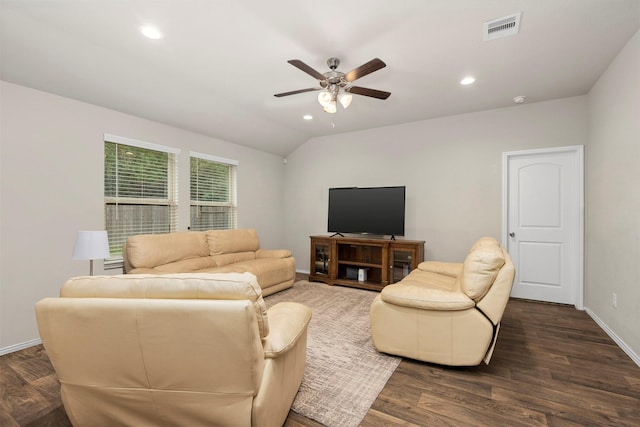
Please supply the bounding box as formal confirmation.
[59,272,269,336]
[456,237,505,300]
[456,237,515,325]
[35,272,269,426]
[476,247,515,325]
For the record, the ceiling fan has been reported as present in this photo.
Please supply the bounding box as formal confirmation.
[274,57,391,113]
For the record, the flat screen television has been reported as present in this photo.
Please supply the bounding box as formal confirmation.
[328,186,405,237]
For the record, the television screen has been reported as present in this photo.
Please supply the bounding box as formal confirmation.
[328,186,405,237]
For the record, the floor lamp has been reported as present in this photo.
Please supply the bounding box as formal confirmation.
[73,230,110,275]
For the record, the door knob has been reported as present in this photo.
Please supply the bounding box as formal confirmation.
[509,232,515,237]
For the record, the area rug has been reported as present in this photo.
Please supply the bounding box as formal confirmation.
[264,280,401,427]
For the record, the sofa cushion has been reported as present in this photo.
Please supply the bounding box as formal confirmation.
[207,229,260,255]
[126,231,209,269]
[211,251,256,267]
[256,249,292,259]
[211,257,295,288]
[403,269,458,291]
[61,272,270,338]
[153,257,217,273]
[457,238,505,301]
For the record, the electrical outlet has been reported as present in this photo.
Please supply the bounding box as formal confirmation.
[612,293,617,308]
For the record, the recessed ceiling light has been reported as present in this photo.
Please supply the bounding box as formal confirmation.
[303,114,313,120]
[513,95,526,104]
[140,25,162,40]
[460,76,476,85]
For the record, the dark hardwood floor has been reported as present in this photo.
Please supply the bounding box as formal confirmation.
[2,276,639,426]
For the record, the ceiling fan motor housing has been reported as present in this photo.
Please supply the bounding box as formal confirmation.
[327,57,340,70]
[324,58,347,86]
[324,70,345,86]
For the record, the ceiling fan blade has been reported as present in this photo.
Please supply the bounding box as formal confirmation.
[287,60,326,81]
[274,88,320,97]
[344,58,387,82]
[348,86,391,100]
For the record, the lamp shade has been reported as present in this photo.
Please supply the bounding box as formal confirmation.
[323,101,337,114]
[318,90,332,107]
[73,230,110,260]
[338,92,352,109]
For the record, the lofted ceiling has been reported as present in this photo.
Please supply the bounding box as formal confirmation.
[1,0,639,156]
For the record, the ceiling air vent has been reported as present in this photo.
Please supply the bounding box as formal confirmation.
[484,12,521,41]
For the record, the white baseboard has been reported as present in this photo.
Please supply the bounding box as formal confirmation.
[585,307,640,367]
[296,269,310,275]
[0,338,42,356]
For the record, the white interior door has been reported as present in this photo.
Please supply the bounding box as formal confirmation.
[503,146,584,308]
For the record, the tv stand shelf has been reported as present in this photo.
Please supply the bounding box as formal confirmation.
[309,235,425,291]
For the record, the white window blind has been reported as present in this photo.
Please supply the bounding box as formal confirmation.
[104,135,179,257]
[189,152,237,231]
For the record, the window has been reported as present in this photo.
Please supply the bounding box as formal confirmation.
[104,134,179,257]
[190,152,237,231]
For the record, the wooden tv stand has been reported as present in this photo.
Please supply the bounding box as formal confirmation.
[309,235,425,291]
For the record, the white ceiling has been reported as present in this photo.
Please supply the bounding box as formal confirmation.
[1,0,639,156]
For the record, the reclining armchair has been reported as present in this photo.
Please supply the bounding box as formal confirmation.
[35,272,311,427]
[370,237,515,366]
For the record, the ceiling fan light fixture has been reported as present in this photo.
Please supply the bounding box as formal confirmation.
[338,92,352,109]
[318,90,332,107]
[323,101,337,114]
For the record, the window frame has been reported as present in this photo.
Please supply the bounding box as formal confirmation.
[104,134,180,265]
[189,151,238,232]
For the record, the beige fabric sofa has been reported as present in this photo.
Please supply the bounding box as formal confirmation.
[370,237,515,366]
[123,228,295,296]
[35,272,312,427]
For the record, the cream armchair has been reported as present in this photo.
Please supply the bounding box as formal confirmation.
[35,272,312,427]
[370,237,515,366]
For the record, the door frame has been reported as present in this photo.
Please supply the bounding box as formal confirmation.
[502,145,584,310]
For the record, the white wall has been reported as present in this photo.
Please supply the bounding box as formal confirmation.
[586,30,640,361]
[0,81,286,352]
[3,28,638,362]
[283,96,588,271]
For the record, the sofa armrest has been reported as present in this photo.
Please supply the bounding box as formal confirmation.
[262,302,311,359]
[256,249,292,259]
[417,261,463,278]
[381,282,475,311]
